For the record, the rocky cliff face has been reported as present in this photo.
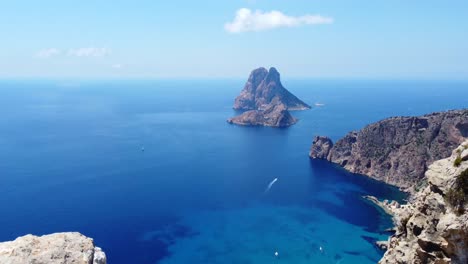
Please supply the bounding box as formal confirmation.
[310,109,468,190]
[378,141,468,264]
[310,136,333,159]
[0,232,106,264]
[233,67,310,111]
[227,103,297,127]
[229,67,310,127]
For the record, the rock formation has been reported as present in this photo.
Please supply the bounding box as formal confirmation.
[377,141,468,264]
[233,67,310,111]
[228,67,310,127]
[0,232,106,264]
[227,103,297,127]
[310,136,333,159]
[310,109,468,190]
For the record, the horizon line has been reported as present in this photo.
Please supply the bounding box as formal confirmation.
[1,76,468,82]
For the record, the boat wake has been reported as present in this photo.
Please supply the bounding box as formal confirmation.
[264,178,278,193]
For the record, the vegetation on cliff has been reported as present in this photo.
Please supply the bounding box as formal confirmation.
[310,109,468,190]
[446,168,468,215]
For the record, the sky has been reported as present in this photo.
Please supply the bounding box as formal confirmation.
[1,0,468,79]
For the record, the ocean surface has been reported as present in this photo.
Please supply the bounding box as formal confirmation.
[1,79,467,264]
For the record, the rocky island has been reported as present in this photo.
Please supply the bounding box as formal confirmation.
[227,103,297,127]
[310,109,468,191]
[0,232,106,264]
[228,67,310,127]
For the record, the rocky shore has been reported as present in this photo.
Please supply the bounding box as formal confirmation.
[310,109,468,191]
[376,141,468,264]
[227,103,297,127]
[229,67,310,127]
[0,232,106,264]
[310,109,468,263]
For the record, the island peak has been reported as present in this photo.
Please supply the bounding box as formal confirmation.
[229,67,310,127]
[233,67,310,111]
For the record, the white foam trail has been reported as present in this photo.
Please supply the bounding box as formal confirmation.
[264,178,278,193]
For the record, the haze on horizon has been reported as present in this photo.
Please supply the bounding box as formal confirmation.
[1,0,468,80]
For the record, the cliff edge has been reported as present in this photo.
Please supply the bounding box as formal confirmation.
[0,232,106,264]
[379,141,468,264]
[310,109,468,190]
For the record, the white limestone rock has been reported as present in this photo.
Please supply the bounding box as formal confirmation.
[379,141,468,264]
[0,232,106,264]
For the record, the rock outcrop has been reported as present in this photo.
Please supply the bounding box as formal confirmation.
[310,109,468,190]
[227,103,297,127]
[0,232,106,264]
[310,136,333,159]
[379,141,468,264]
[233,67,310,111]
[228,67,310,127]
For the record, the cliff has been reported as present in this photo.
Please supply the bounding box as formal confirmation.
[227,103,297,127]
[310,109,468,190]
[233,67,310,111]
[378,141,468,264]
[229,67,310,127]
[0,232,106,264]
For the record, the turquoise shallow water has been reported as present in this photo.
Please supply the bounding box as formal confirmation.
[141,157,401,264]
[157,205,380,264]
[0,79,467,263]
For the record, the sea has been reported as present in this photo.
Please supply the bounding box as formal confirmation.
[0,79,467,264]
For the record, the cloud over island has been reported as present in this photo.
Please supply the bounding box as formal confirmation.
[225,8,333,33]
[36,48,62,58]
[35,47,111,58]
[67,47,111,57]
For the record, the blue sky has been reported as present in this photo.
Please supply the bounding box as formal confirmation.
[1,0,467,79]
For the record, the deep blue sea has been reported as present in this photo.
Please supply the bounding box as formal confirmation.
[1,79,467,264]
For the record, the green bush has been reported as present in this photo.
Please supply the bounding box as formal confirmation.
[398,216,410,234]
[445,168,468,215]
[446,188,466,215]
[454,155,462,167]
[414,179,427,192]
[459,168,468,191]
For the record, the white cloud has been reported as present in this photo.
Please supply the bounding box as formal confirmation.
[36,48,61,58]
[225,8,333,33]
[68,47,111,57]
[111,63,123,69]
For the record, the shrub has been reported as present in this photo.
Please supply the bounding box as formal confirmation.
[445,168,468,215]
[446,188,466,215]
[414,179,427,192]
[398,216,410,234]
[454,155,462,167]
[459,168,468,191]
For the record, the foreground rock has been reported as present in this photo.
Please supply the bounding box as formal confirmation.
[375,240,389,251]
[379,142,468,264]
[310,109,468,190]
[0,232,106,264]
[229,67,310,127]
[227,103,297,127]
[233,67,310,111]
